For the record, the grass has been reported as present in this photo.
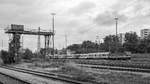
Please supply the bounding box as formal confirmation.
[96,72,150,84]
[55,62,96,82]
[54,61,150,84]
[32,59,67,68]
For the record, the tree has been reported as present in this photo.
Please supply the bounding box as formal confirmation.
[1,50,12,64]
[137,39,147,53]
[67,44,81,53]
[38,48,57,57]
[67,44,83,53]
[123,32,139,53]
[22,49,33,60]
[103,35,120,53]
[67,40,99,54]
[81,41,97,53]
[139,34,150,53]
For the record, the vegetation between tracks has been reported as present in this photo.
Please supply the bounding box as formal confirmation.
[73,54,150,69]
[12,59,150,84]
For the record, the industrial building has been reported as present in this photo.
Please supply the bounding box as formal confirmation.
[141,29,150,39]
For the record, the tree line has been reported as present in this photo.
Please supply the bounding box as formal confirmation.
[67,32,150,54]
[0,48,58,64]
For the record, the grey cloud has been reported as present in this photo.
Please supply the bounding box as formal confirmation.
[110,0,146,15]
[77,23,97,35]
[69,1,96,16]
[140,0,150,3]
[126,0,150,19]
[0,0,49,25]
[112,0,150,16]
[130,0,149,15]
[111,0,131,11]
[94,11,128,26]
[78,27,91,34]
[133,3,143,13]
[0,0,35,6]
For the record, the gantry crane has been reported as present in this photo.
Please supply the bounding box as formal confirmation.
[5,24,54,61]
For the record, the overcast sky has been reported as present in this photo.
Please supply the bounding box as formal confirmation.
[0,0,150,51]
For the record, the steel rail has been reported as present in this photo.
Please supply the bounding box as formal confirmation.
[79,64,150,73]
[0,65,94,84]
[0,70,31,84]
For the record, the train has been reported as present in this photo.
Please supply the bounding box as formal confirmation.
[50,52,131,60]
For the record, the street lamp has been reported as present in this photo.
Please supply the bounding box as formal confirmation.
[114,17,118,36]
[96,36,99,52]
[51,13,56,57]
[114,17,118,53]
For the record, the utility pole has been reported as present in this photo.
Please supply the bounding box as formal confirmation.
[65,34,68,55]
[115,17,118,53]
[37,27,41,52]
[65,34,67,48]
[22,36,24,51]
[51,13,56,57]
[2,40,3,49]
[96,36,99,52]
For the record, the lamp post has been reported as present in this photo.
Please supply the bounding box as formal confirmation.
[114,17,118,37]
[96,36,100,52]
[114,17,118,53]
[51,13,56,57]
[2,40,3,48]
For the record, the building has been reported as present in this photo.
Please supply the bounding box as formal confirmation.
[118,33,125,44]
[141,29,150,39]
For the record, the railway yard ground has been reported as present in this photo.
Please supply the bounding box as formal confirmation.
[0,66,69,84]
[6,53,150,84]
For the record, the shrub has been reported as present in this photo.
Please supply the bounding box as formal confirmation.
[59,62,95,82]
[1,50,13,64]
[22,49,33,60]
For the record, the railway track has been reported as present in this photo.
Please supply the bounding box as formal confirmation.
[79,64,150,73]
[0,65,96,84]
[0,70,31,84]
